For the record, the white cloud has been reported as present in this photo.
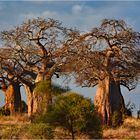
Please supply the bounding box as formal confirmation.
[18,4,139,32]
[72,5,83,14]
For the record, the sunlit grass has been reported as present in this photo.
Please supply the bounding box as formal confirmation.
[103,117,140,139]
[0,115,140,139]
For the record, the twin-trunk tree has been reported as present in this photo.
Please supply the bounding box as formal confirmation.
[0,18,139,126]
[0,18,68,116]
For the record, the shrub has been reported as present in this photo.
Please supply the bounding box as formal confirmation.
[26,123,54,139]
[0,123,53,139]
[46,92,102,139]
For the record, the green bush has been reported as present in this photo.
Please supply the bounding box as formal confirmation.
[0,123,54,139]
[26,123,54,139]
[45,92,102,139]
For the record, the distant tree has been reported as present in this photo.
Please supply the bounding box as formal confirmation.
[62,19,140,126]
[46,92,102,139]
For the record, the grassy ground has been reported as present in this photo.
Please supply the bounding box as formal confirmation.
[103,117,140,139]
[0,115,140,139]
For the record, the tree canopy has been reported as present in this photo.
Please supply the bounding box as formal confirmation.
[62,19,140,90]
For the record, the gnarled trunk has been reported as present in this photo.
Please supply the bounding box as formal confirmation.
[94,77,125,126]
[33,78,52,114]
[23,84,33,117]
[4,83,21,115]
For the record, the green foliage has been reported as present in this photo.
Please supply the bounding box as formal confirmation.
[26,123,54,139]
[33,80,70,114]
[34,80,52,95]
[46,92,102,139]
[0,123,54,139]
[34,80,70,96]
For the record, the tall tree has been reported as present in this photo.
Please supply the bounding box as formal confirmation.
[0,48,21,115]
[0,18,69,116]
[62,19,140,125]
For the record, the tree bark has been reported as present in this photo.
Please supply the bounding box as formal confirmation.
[23,84,33,117]
[94,77,125,126]
[4,83,21,115]
[13,82,21,113]
[33,78,52,114]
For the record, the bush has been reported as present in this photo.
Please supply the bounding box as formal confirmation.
[26,123,54,139]
[0,123,54,139]
[45,92,102,139]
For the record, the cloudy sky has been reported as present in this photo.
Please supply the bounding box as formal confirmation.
[0,0,140,114]
[0,1,140,32]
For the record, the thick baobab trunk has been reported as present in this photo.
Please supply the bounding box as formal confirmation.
[94,77,125,126]
[4,83,21,115]
[33,78,52,114]
[13,82,21,112]
[23,84,33,117]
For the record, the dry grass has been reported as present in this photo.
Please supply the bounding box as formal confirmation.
[0,115,140,139]
[0,113,30,125]
[103,117,140,139]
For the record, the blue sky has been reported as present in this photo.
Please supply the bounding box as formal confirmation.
[0,1,140,32]
[0,1,140,115]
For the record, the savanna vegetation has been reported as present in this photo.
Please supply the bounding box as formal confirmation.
[0,18,139,139]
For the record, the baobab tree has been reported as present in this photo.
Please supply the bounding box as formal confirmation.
[63,19,140,125]
[0,48,21,115]
[0,18,69,116]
